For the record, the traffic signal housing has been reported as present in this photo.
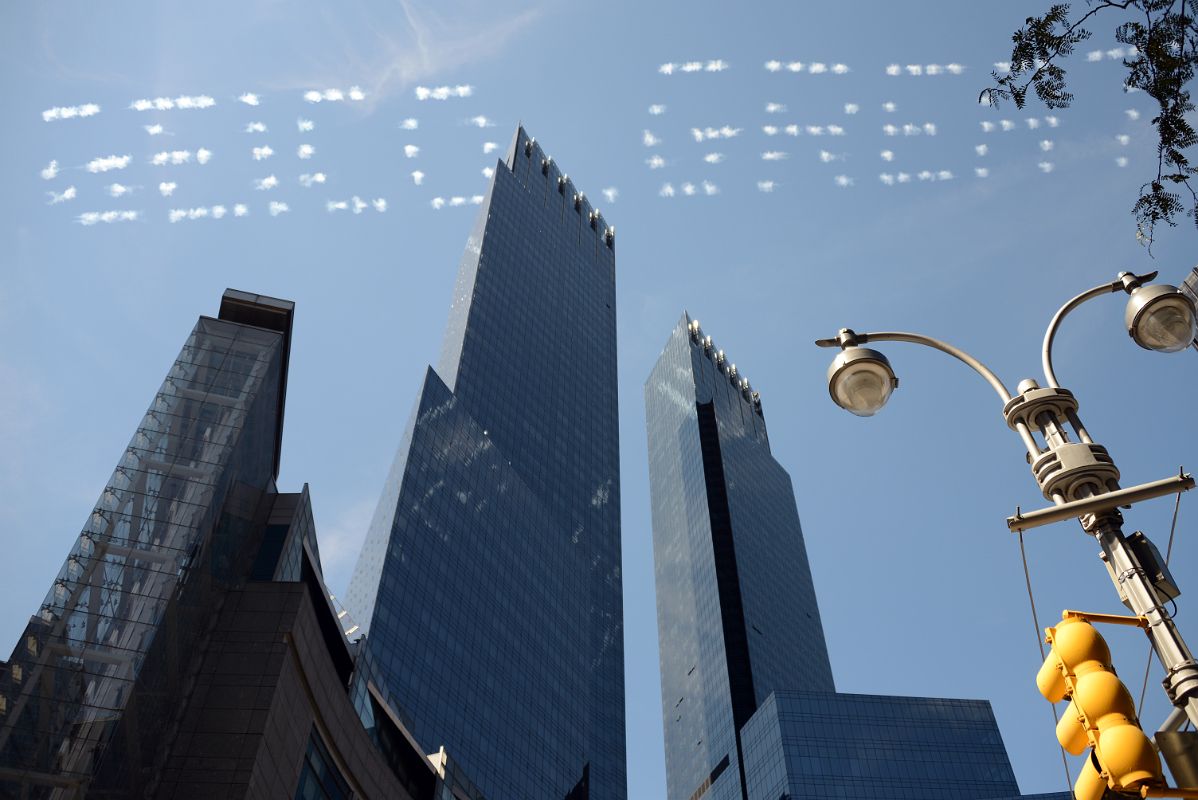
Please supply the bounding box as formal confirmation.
[1036,613,1164,800]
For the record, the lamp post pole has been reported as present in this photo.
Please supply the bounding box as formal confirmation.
[816,270,1198,730]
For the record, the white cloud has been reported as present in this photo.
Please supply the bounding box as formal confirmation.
[415,85,473,100]
[158,182,177,196]
[373,198,388,212]
[680,62,702,73]
[397,118,419,131]
[1001,119,1015,131]
[86,155,131,173]
[234,204,248,216]
[304,88,358,103]
[882,101,897,112]
[786,61,803,72]
[819,150,838,163]
[471,195,484,204]
[883,124,898,136]
[834,174,853,187]
[238,93,260,106]
[906,64,922,76]
[682,182,697,195]
[923,123,936,135]
[152,150,191,166]
[704,153,724,164]
[763,125,779,136]
[196,148,212,165]
[806,125,825,135]
[926,64,943,76]
[1116,134,1131,145]
[1045,115,1060,127]
[404,144,420,158]
[1027,118,1041,129]
[643,130,661,147]
[761,151,788,161]
[40,160,58,180]
[994,61,1012,74]
[784,124,800,136]
[212,205,227,219]
[47,186,76,204]
[298,118,315,132]
[646,155,666,169]
[602,187,619,203]
[702,180,718,195]
[975,167,990,177]
[42,103,101,122]
[756,180,776,192]
[896,172,911,183]
[1107,47,1126,60]
[844,103,859,114]
[947,63,964,74]
[106,183,132,198]
[168,206,229,223]
[1039,139,1054,152]
[1038,161,1055,173]
[809,62,827,74]
[937,170,953,180]
[918,170,933,181]
[483,142,499,154]
[78,210,138,225]
[468,115,494,128]
[765,60,782,72]
[1126,109,1141,120]
[482,166,494,178]
[659,63,676,75]
[349,86,366,101]
[659,183,675,197]
[879,173,895,186]
[1086,50,1103,61]
[431,197,446,209]
[254,175,278,190]
[1116,156,1129,167]
[297,144,315,159]
[981,121,996,132]
[827,124,845,135]
[690,126,741,142]
[245,122,268,133]
[706,59,728,72]
[832,63,850,74]
[975,144,989,156]
[299,173,327,187]
[880,150,894,161]
[449,196,467,206]
[269,201,289,216]
[351,196,368,213]
[144,124,165,135]
[252,146,274,161]
[411,170,425,185]
[130,95,215,111]
[765,102,787,114]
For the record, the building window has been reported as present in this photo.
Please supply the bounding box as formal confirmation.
[294,728,352,800]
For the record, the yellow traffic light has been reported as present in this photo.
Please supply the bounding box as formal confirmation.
[1037,613,1164,800]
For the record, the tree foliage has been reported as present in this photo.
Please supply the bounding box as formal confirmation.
[980,1,1198,249]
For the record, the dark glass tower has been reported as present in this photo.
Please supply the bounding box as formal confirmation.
[645,316,1062,800]
[345,126,625,798]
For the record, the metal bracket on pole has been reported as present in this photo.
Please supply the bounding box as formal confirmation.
[1007,473,1195,533]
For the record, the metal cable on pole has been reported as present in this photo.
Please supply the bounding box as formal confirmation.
[1019,530,1073,790]
[1137,489,1184,716]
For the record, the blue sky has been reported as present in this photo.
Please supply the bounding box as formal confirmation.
[3,1,1197,796]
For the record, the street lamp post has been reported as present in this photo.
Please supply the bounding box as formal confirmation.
[816,270,1198,732]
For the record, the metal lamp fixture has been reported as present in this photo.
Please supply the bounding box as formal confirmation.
[1125,282,1198,353]
[826,346,897,416]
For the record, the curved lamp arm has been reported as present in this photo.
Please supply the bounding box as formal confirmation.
[816,329,1013,404]
[1042,270,1158,388]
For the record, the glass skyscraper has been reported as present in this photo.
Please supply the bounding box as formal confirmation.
[645,315,1068,800]
[345,126,626,799]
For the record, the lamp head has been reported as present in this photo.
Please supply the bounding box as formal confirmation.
[826,346,898,416]
[1124,283,1197,353]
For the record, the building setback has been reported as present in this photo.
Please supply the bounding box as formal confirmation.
[0,291,470,799]
[644,315,1071,800]
[344,126,626,798]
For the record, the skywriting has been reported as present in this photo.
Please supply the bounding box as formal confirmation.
[344,126,626,798]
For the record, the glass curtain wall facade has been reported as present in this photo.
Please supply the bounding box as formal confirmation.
[645,316,1065,800]
[0,290,293,796]
[345,126,625,799]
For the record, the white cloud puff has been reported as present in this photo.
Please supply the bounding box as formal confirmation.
[1039,139,1054,152]
[42,103,101,122]
[763,125,779,136]
[1038,161,1055,173]
[400,118,418,130]
[1116,134,1131,145]
[659,183,675,197]
[834,175,853,187]
[882,101,897,112]
[234,204,248,217]
[602,187,619,203]
[765,102,787,114]
[373,198,388,212]
[643,130,662,147]
[704,153,724,164]
[411,170,425,185]
[756,180,776,192]
[764,60,782,72]
[646,155,665,169]
[297,118,315,132]
[468,115,494,128]
[269,201,289,216]
[158,182,177,196]
[761,151,788,161]
[254,175,278,190]
[196,148,212,165]
[844,103,859,114]
[702,181,718,195]
[431,197,446,209]
[299,173,327,187]
[482,167,495,178]
[252,146,274,161]
[106,183,132,198]
[649,104,666,115]
[415,85,473,100]
[78,210,138,225]
[880,150,894,161]
[144,124,165,135]
[1116,156,1129,167]
[238,93,260,106]
[975,144,989,156]
[1126,109,1141,120]
[297,144,315,159]
[404,144,420,158]
[131,95,215,111]
[86,155,131,173]
[975,167,990,177]
[245,122,267,133]
[483,142,499,154]
[40,160,59,180]
[48,186,76,204]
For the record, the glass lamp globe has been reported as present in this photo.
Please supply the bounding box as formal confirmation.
[1125,284,1198,353]
[827,347,898,416]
